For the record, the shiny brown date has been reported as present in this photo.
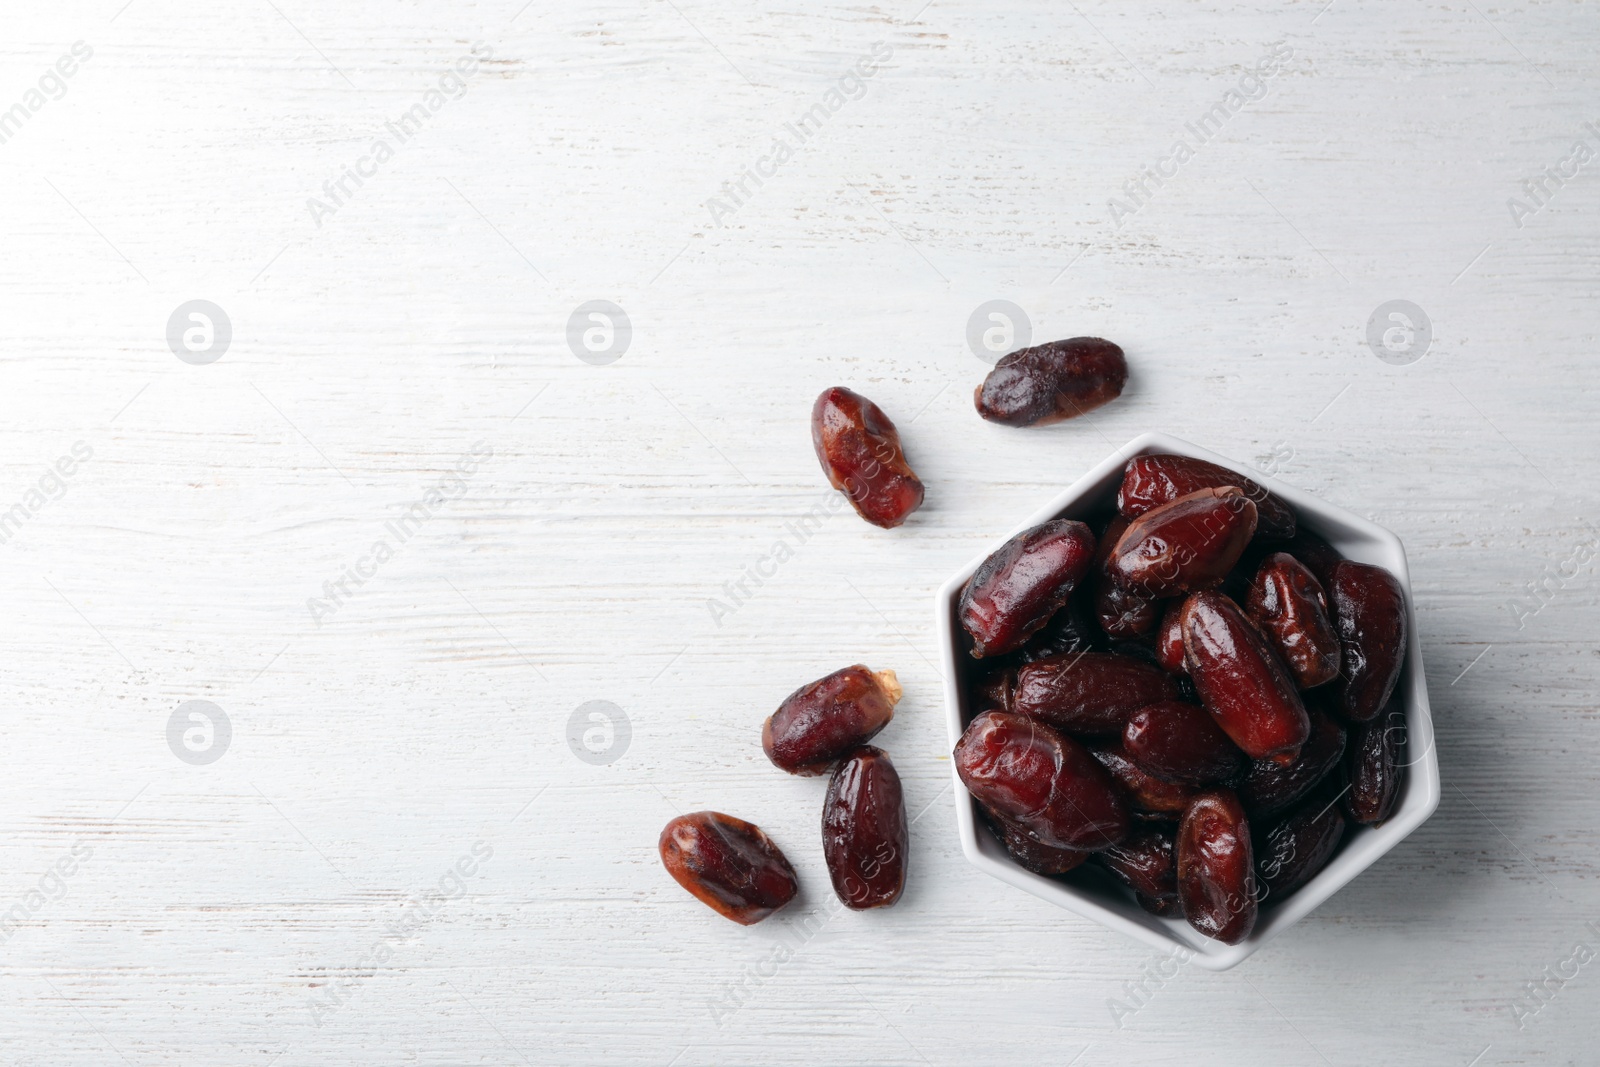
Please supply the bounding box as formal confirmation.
[955,711,1128,851]
[1117,453,1296,541]
[974,336,1127,427]
[1344,702,1406,825]
[822,746,908,909]
[1329,561,1408,723]
[1181,592,1310,762]
[1096,824,1177,901]
[1237,708,1346,819]
[1256,785,1346,898]
[1108,488,1259,597]
[763,665,901,775]
[1246,552,1341,690]
[1013,651,1182,735]
[1124,700,1246,786]
[1177,790,1257,944]
[659,811,799,925]
[959,519,1098,658]
[1089,743,1197,816]
[812,386,924,529]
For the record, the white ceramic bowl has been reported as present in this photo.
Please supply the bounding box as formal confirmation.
[936,431,1440,970]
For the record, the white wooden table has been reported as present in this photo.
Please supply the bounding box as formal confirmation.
[1,1,1596,1063]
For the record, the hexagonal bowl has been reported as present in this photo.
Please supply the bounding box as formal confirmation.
[935,431,1440,971]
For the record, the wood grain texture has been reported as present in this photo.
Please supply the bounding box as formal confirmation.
[0,0,1596,1063]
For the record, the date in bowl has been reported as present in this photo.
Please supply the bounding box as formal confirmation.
[934,431,1440,971]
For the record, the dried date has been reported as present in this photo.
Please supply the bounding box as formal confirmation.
[1246,552,1341,690]
[1090,513,1159,639]
[955,710,1129,852]
[1329,561,1408,723]
[763,665,901,775]
[974,337,1128,427]
[1117,453,1296,541]
[1344,702,1406,825]
[1124,700,1246,786]
[659,811,799,925]
[959,519,1098,658]
[1176,790,1257,944]
[812,386,924,528]
[1107,488,1259,597]
[822,746,908,909]
[1013,651,1181,736]
[1181,591,1310,762]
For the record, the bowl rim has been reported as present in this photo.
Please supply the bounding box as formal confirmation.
[935,431,1441,971]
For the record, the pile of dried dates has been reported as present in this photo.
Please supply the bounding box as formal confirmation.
[660,337,1410,949]
[659,665,908,923]
[954,454,1410,944]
